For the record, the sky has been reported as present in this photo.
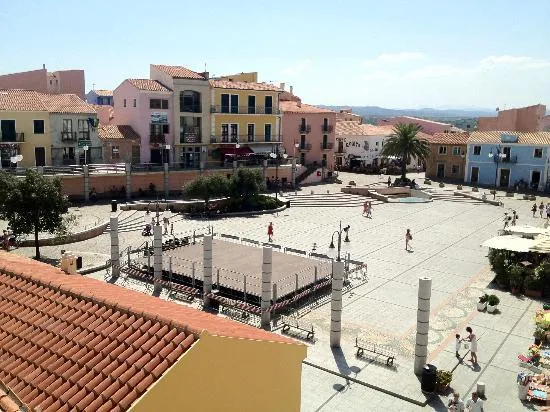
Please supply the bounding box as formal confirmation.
[1,0,549,110]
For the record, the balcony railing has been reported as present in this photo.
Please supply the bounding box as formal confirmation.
[299,125,312,134]
[61,131,77,141]
[322,124,334,133]
[210,105,279,115]
[493,155,518,163]
[0,132,25,143]
[335,145,344,154]
[210,134,281,144]
[320,142,334,150]
[180,127,201,144]
[79,130,90,140]
[299,143,312,151]
[180,104,202,113]
[150,134,166,144]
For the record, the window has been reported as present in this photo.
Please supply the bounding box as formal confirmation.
[438,146,447,155]
[133,99,136,108]
[62,119,72,132]
[162,124,169,134]
[123,99,127,108]
[33,120,44,134]
[264,124,272,141]
[452,165,460,174]
[150,124,162,136]
[150,99,161,109]
[180,117,201,143]
[161,99,168,109]
[230,95,239,114]
[534,148,543,158]
[180,91,201,113]
[265,95,273,114]
[78,119,90,139]
[247,124,255,142]
[473,145,481,155]
[111,146,120,159]
[248,95,256,114]
[452,147,461,156]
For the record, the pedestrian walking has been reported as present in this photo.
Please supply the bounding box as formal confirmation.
[362,200,368,216]
[503,212,509,229]
[387,177,392,187]
[447,391,465,412]
[170,223,174,235]
[366,201,372,218]
[546,203,550,220]
[465,392,484,411]
[539,201,545,218]
[163,217,169,235]
[511,210,518,226]
[532,202,538,217]
[405,229,413,251]
[455,333,462,359]
[2,230,9,251]
[465,326,478,364]
[267,222,274,242]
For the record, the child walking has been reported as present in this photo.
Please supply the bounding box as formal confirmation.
[455,334,462,359]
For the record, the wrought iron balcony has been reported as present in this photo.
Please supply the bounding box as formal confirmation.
[493,155,517,163]
[180,127,201,144]
[0,132,25,143]
[180,104,202,113]
[210,105,279,115]
[299,143,312,151]
[320,142,334,150]
[150,134,166,144]
[322,124,334,133]
[79,130,90,140]
[335,144,344,154]
[60,131,77,141]
[210,134,281,144]
[299,125,312,134]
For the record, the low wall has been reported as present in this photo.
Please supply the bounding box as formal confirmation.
[18,221,109,247]
[454,191,501,206]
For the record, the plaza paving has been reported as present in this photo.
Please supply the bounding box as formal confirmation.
[8,171,550,411]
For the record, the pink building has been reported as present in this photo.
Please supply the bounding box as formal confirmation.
[0,66,85,100]
[280,98,336,170]
[378,116,462,135]
[113,79,173,164]
[477,104,550,132]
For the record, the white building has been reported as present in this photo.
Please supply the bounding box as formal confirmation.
[335,122,394,168]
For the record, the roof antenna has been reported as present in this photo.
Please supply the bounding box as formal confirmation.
[92,83,95,90]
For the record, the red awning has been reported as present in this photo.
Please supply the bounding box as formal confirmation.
[219,146,253,157]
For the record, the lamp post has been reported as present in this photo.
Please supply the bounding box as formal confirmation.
[293,141,299,158]
[327,221,351,261]
[270,151,288,201]
[488,146,506,190]
[83,145,89,165]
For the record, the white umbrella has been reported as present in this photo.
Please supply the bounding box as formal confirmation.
[481,235,537,253]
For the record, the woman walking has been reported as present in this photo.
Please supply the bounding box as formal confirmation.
[539,201,545,218]
[405,229,413,251]
[267,222,274,242]
[532,203,538,218]
[465,326,478,364]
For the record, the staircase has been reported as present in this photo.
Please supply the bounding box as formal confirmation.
[422,188,488,204]
[103,210,180,233]
[296,165,319,185]
[286,192,384,208]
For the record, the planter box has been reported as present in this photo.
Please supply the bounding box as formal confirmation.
[424,179,431,185]
[525,289,543,298]
[457,185,463,190]
[477,302,487,311]
[439,183,445,188]
[487,304,498,313]
[506,192,515,197]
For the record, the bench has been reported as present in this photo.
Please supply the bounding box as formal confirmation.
[169,283,200,302]
[220,304,250,320]
[355,337,396,366]
[281,316,315,341]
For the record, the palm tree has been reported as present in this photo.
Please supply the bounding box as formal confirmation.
[380,123,430,180]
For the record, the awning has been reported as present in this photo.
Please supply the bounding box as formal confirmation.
[481,235,537,252]
[250,144,276,154]
[219,146,253,157]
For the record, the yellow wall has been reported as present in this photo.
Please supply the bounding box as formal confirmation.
[0,111,51,167]
[130,331,306,412]
[214,114,277,141]
[213,89,278,110]
[220,72,258,82]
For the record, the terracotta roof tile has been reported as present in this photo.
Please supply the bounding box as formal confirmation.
[91,89,113,97]
[152,64,206,80]
[424,132,469,145]
[0,89,47,111]
[336,121,394,136]
[126,79,172,92]
[97,125,140,142]
[280,100,335,114]
[468,131,550,145]
[37,92,96,114]
[210,79,282,92]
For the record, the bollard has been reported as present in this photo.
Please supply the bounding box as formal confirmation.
[125,163,131,200]
[83,165,89,202]
[153,224,163,291]
[261,246,273,330]
[110,216,119,277]
[192,262,196,287]
[203,235,213,307]
[330,260,345,347]
[127,247,131,267]
[414,277,432,375]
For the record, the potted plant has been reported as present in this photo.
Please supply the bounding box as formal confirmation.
[424,179,431,185]
[457,184,463,190]
[472,186,479,192]
[477,294,489,311]
[534,325,546,346]
[436,370,453,393]
[439,183,445,188]
[487,294,500,313]
[508,264,524,294]
[524,273,543,298]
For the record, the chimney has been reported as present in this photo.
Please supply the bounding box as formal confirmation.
[290,85,293,95]
[42,64,46,70]
[201,72,209,79]
[279,82,285,91]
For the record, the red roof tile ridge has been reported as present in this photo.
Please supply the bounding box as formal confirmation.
[0,381,29,411]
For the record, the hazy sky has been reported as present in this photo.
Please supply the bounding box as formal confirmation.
[1,0,549,109]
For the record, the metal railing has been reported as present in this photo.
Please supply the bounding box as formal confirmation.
[0,132,25,143]
[180,127,201,144]
[210,105,279,115]
[320,142,334,150]
[299,143,312,151]
[322,125,334,133]
[493,155,518,163]
[150,134,166,144]
[299,125,312,134]
[210,135,281,143]
[180,104,202,113]
[60,131,77,141]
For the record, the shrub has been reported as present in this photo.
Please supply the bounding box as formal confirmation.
[508,264,524,290]
[488,295,500,306]
[524,272,543,291]
[436,370,452,386]
[479,294,489,303]
[488,249,508,276]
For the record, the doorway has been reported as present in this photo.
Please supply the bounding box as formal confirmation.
[436,163,445,178]
[35,147,46,166]
[300,152,305,166]
[471,167,479,184]
[531,170,541,190]
[499,169,510,187]
[150,149,162,164]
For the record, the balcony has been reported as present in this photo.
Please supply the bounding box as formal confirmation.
[210,134,281,144]
[299,125,312,134]
[180,104,202,113]
[320,142,334,150]
[0,132,25,143]
[493,155,517,164]
[180,127,201,144]
[61,131,77,142]
[335,144,344,154]
[150,134,166,144]
[322,124,334,133]
[210,105,279,115]
[299,143,312,151]
[79,130,90,140]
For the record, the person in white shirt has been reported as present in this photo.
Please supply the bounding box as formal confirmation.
[465,326,478,364]
[447,391,464,411]
[465,392,484,411]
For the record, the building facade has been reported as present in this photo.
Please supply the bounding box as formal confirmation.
[86,89,113,105]
[280,99,336,170]
[335,108,362,123]
[465,131,550,190]
[150,64,211,169]
[335,122,394,169]
[113,79,173,164]
[0,66,85,100]
[209,73,283,167]
[478,104,550,132]
[378,116,462,135]
[423,132,469,181]
[98,124,140,164]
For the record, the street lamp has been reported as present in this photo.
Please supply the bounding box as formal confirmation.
[270,151,288,201]
[327,222,351,261]
[488,146,506,190]
[293,142,300,158]
[83,145,89,165]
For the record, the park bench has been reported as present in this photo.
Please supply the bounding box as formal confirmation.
[355,337,396,366]
[281,315,315,341]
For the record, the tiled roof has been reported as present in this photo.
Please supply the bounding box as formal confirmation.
[280,101,335,114]
[126,79,172,92]
[92,89,113,97]
[336,121,395,136]
[98,125,140,142]
[0,90,47,111]
[210,79,282,92]
[389,116,452,127]
[424,132,470,145]
[468,131,550,145]
[151,65,206,80]
[38,93,96,114]
[0,382,27,411]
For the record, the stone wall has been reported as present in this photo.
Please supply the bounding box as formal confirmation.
[18,221,109,247]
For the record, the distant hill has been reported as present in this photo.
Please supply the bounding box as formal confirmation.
[320,105,496,119]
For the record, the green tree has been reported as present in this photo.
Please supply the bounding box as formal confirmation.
[380,123,430,180]
[183,174,230,202]
[0,170,70,259]
[230,169,266,198]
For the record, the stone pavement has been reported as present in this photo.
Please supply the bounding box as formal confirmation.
[8,171,550,411]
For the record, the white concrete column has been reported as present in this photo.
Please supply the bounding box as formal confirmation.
[292,158,297,188]
[203,234,213,307]
[125,163,131,200]
[261,246,273,329]
[83,165,89,202]
[110,216,119,277]
[163,163,169,199]
[414,277,432,375]
[232,160,237,172]
[153,223,163,290]
[330,260,345,347]
[262,159,268,181]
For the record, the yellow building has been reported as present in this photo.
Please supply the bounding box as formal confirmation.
[0,89,50,167]
[209,72,283,166]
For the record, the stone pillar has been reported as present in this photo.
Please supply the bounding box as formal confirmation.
[232,160,237,173]
[261,246,273,330]
[414,277,432,375]
[125,163,131,200]
[292,158,297,188]
[153,223,163,290]
[163,163,169,199]
[110,216,120,277]
[262,159,268,181]
[83,165,89,202]
[203,234,213,307]
[330,260,345,347]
